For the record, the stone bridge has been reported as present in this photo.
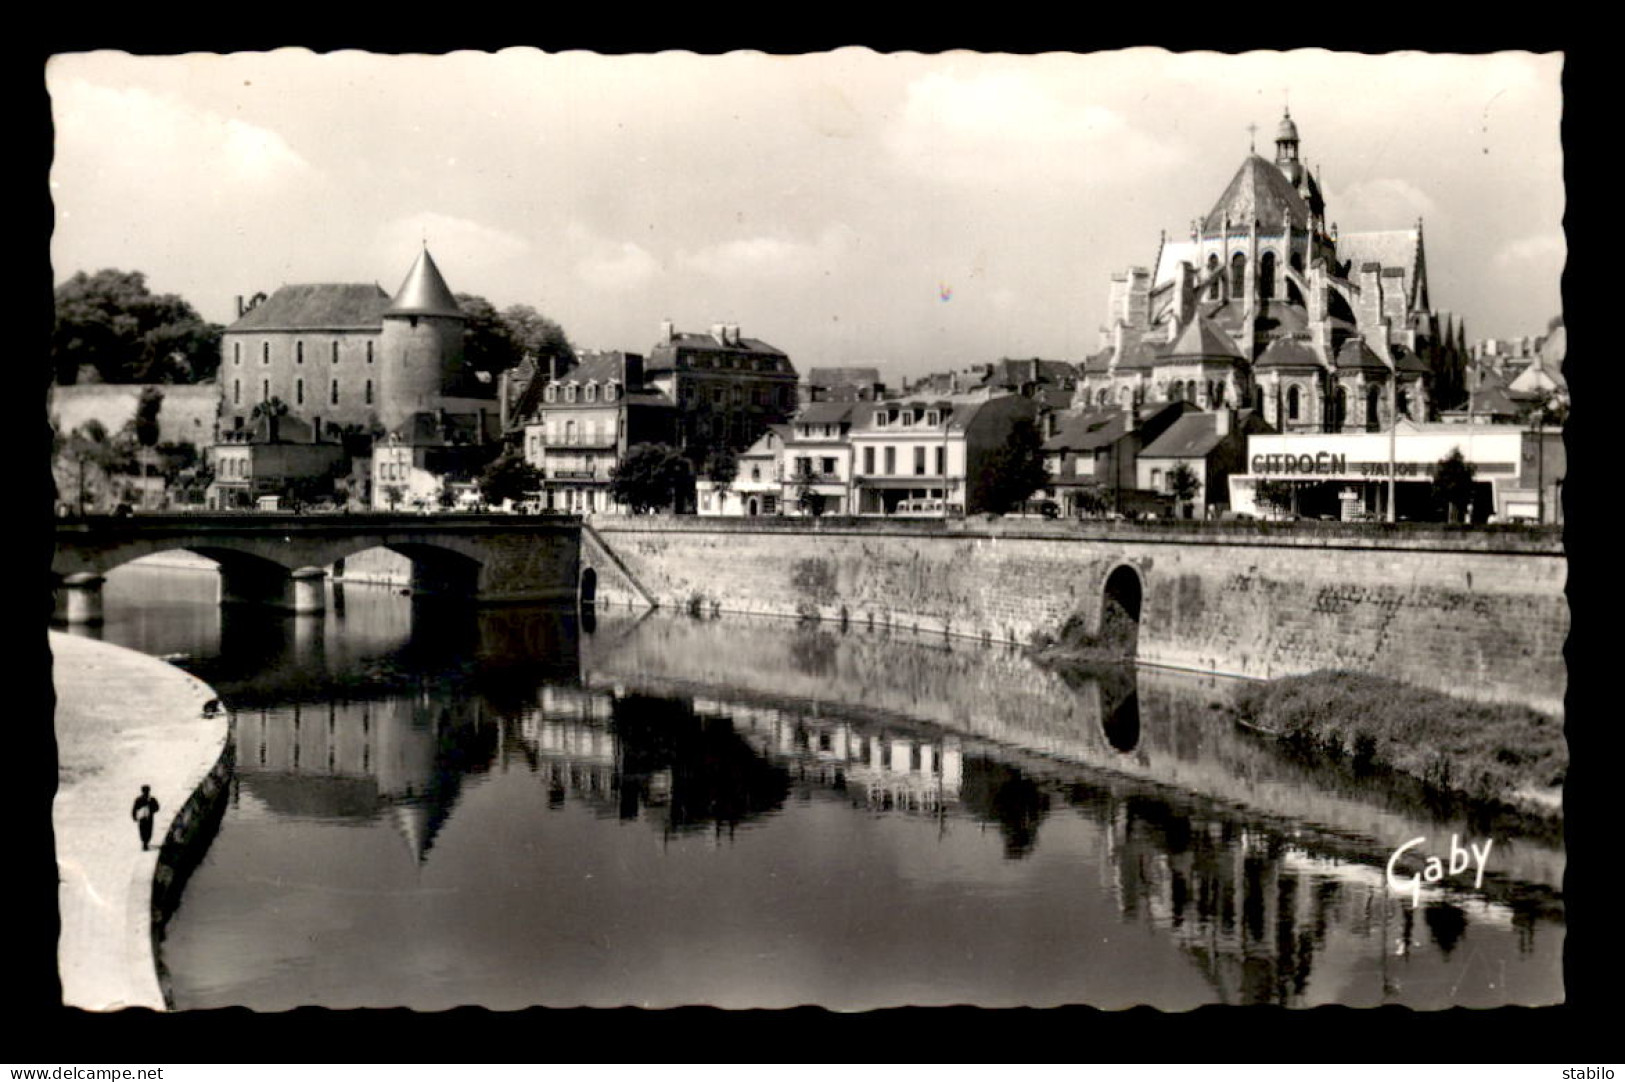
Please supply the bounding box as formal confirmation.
[52,513,582,621]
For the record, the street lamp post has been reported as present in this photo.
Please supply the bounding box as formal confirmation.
[1386,369,1398,523]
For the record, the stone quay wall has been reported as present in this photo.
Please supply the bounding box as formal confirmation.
[584,517,1567,715]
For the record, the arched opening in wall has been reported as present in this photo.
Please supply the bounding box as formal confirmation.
[56,549,227,640]
[1099,564,1143,660]
[1259,251,1277,300]
[1230,252,1246,302]
[747,498,759,517]
[328,543,482,600]
[1206,254,1221,300]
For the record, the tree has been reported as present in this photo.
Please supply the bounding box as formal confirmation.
[250,396,291,442]
[52,269,223,385]
[1075,486,1110,518]
[610,443,695,514]
[1431,447,1477,523]
[705,449,739,497]
[476,449,543,508]
[1167,463,1203,512]
[54,420,136,513]
[456,295,577,380]
[1252,479,1297,519]
[502,304,576,379]
[972,417,1051,515]
[788,460,827,518]
[456,294,520,377]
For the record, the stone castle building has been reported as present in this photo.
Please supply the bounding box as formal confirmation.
[1081,111,1457,434]
[218,247,498,442]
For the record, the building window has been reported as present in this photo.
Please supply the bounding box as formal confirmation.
[901,412,914,427]
[712,388,725,405]
[1259,251,1277,301]
[875,411,889,427]
[296,342,304,365]
[1151,468,1162,490]
[1230,252,1246,301]
[1287,385,1301,421]
[545,385,556,403]
[822,457,836,476]
[605,383,618,402]
[366,341,374,364]
[1213,382,1226,406]
[331,380,339,405]
[935,446,945,475]
[565,420,577,444]
[925,411,939,426]
[233,342,241,366]
[884,446,896,474]
[261,379,269,402]
[233,379,241,405]
[365,379,373,405]
[565,385,577,403]
[296,378,304,405]
[332,341,339,364]
[863,446,875,474]
[1206,254,1221,300]
[262,342,270,364]
[584,383,596,402]
[914,446,926,475]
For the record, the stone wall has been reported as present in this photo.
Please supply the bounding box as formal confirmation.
[585,517,1567,714]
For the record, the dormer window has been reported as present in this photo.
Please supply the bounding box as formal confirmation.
[605,382,618,402]
[544,385,557,403]
[875,411,889,427]
[565,384,577,403]
[584,383,597,402]
[925,411,940,426]
[901,412,914,427]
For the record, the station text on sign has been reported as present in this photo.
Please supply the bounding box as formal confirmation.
[1251,452,1423,478]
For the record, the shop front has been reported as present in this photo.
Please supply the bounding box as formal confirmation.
[1228,423,1562,523]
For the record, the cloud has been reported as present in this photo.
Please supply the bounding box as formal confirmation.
[375,212,531,273]
[678,225,856,280]
[573,237,661,293]
[885,70,1184,187]
[1330,178,1438,229]
[51,77,313,192]
[1492,232,1566,271]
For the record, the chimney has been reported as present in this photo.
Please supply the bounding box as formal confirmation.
[235,295,245,318]
[1215,407,1231,438]
[660,319,675,344]
[726,323,742,346]
[711,323,728,345]
[622,352,644,388]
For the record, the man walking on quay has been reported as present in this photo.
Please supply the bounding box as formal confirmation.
[131,785,160,851]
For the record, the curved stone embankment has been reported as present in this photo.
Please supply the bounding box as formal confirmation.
[51,631,227,1011]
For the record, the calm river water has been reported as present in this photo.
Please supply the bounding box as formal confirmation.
[74,558,1565,1010]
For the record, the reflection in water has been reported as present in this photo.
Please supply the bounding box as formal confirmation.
[84,563,1562,1009]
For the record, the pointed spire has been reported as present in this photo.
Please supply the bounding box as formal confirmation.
[386,246,464,320]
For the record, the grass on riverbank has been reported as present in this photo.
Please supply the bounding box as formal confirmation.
[1230,670,1566,815]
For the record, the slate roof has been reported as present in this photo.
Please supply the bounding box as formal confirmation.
[794,401,856,426]
[1167,315,1244,361]
[226,284,391,332]
[387,248,464,319]
[807,366,881,388]
[1115,339,1166,371]
[1043,409,1128,452]
[1335,338,1392,373]
[1139,412,1229,459]
[1254,337,1324,370]
[1203,155,1312,232]
[651,331,790,358]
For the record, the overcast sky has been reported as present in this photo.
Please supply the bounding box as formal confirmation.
[48,48,1563,382]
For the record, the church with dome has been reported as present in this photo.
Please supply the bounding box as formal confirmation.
[1078,110,1463,434]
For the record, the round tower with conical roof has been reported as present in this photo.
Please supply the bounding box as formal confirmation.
[378,246,467,432]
